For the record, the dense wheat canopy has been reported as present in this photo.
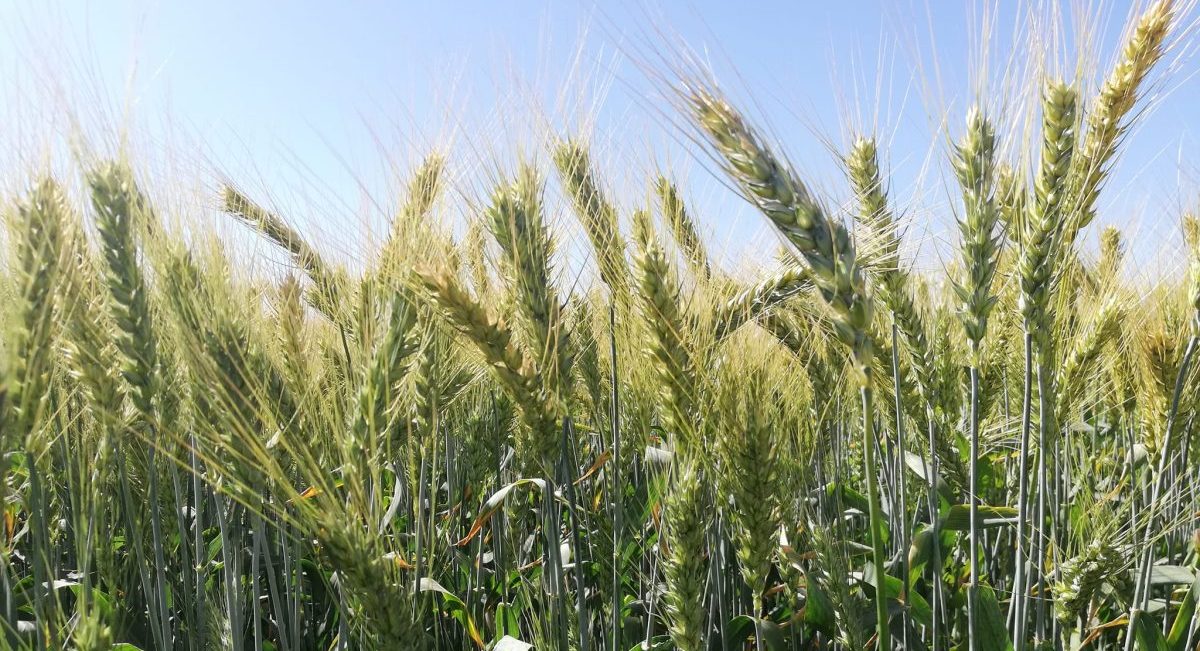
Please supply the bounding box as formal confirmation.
[2,1,1200,650]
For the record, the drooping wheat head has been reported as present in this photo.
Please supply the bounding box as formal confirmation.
[222,184,350,325]
[686,86,875,383]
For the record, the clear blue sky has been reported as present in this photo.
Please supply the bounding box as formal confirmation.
[2,1,1197,277]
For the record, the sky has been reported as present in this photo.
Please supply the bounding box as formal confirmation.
[1,0,1198,280]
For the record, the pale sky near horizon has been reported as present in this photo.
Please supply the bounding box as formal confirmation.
[1,1,1198,280]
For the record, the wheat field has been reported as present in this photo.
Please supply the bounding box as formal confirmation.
[2,1,1200,650]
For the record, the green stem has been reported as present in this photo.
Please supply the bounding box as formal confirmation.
[609,303,623,651]
[862,386,891,650]
[1011,332,1034,649]
[968,363,981,650]
[890,323,911,641]
[927,415,944,651]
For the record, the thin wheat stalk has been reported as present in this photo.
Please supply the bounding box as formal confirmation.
[1013,81,1077,649]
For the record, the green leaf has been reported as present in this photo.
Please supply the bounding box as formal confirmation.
[627,635,673,651]
[824,481,870,515]
[862,562,932,628]
[802,573,836,634]
[420,578,484,648]
[1147,565,1197,585]
[457,478,546,546]
[495,602,521,641]
[1166,575,1199,651]
[908,525,934,585]
[974,581,1013,651]
[902,452,954,497]
[1133,612,1169,651]
[67,585,113,619]
[940,504,1017,531]
[726,615,788,650]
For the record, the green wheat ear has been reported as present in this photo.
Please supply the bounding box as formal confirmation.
[379,153,446,281]
[846,136,938,409]
[418,267,558,473]
[462,219,492,298]
[714,362,783,603]
[1056,296,1123,427]
[951,107,1002,361]
[1020,81,1078,368]
[1096,226,1124,286]
[554,139,629,300]
[8,178,69,444]
[687,86,875,382]
[656,175,711,280]
[660,456,709,651]
[486,167,572,412]
[1185,214,1200,313]
[632,208,700,453]
[845,137,899,270]
[1065,0,1175,243]
[1051,537,1122,631]
[88,162,161,424]
[996,164,1027,243]
[712,265,809,340]
[222,184,350,325]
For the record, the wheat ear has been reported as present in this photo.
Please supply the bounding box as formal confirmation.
[714,366,782,608]
[660,457,709,651]
[554,139,629,299]
[952,107,1003,361]
[632,209,701,453]
[487,168,572,413]
[656,175,711,280]
[687,87,875,381]
[1020,82,1078,369]
[1065,0,1174,243]
[7,178,68,442]
[418,268,559,472]
[222,185,348,324]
